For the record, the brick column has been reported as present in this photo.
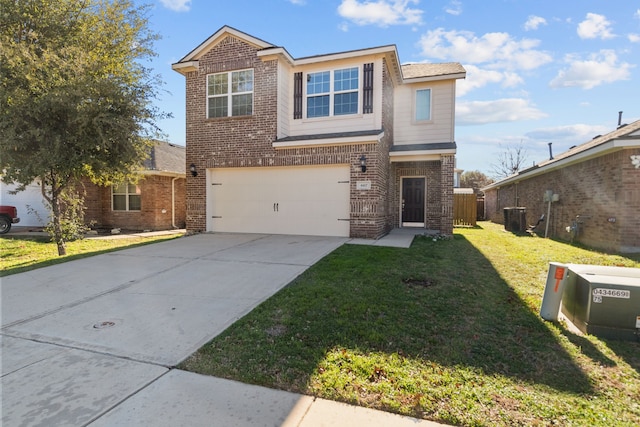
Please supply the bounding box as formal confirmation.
[440,154,455,235]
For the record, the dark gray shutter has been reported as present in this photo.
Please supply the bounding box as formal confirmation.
[363,63,374,114]
[294,72,303,119]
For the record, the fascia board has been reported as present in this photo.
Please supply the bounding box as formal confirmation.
[171,61,198,74]
[293,45,398,66]
[273,135,380,149]
[257,47,295,66]
[403,72,467,83]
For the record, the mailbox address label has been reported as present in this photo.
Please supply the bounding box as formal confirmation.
[592,288,631,299]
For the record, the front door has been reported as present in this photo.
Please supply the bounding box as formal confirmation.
[402,177,425,226]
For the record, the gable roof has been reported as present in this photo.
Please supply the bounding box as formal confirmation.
[178,25,275,63]
[143,141,185,176]
[172,26,464,85]
[482,119,640,190]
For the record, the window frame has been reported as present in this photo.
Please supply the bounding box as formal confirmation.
[414,88,433,123]
[304,66,361,119]
[206,68,254,119]
[112,182,141,212]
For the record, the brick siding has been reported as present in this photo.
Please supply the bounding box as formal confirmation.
[82,175,186,231]
[182,34,457,239]
[484,147,640,253]
[391,161,441,231]
[184,35,403,239]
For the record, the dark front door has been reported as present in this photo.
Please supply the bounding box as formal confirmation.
[402,178,425,224]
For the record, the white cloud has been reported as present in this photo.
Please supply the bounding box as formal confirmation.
[444,0,462,16]
[456,65,523,97]
[288,0,307,4]
[160,0,191,12]
[525,124,609,142]
[629,33,640,43]
[577,13,615,40]
[550,50,633,89]
[524,15,547,31]
[456,98,547,125]
[636,9,640,19]
[337,0,423,27]
[418,28,552,70]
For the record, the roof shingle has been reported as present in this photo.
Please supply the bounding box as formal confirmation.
[401,62,466,79]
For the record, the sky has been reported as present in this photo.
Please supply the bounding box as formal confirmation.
[140,0,640,177]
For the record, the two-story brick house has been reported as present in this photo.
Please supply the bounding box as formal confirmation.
[172,26,465,239]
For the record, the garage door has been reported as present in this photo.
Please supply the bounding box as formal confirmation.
[207,165,350,237]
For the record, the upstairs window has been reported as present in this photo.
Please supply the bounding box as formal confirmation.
[415,88,432,122]
[306,67,359,118]
[334,67,359,115]
[306,71,330,118]
[112,183,141,211]
[207,69,253,118]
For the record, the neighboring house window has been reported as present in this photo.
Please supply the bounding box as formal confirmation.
[207,69,253,118]
[306,67,359,118]
[415,88,431,121]
[112,183,141,211]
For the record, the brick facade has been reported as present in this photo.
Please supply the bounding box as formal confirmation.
[178,29,461,239]
[484,147,640,253]
[183,35,403,238]
[82,175,186,231]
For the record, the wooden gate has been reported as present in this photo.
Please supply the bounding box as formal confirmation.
[454,193,477,226]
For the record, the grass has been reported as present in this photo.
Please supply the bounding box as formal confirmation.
[180,222,640,427]
[0,232,184,276]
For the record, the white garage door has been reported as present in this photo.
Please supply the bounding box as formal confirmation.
[207,165,350,237]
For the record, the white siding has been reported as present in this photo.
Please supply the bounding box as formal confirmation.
[393,80,456,145]
[285,57,384,138]
[276,61,291,139]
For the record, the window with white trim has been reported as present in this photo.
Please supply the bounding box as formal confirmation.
[306,67,359,118]
[207,69,254,118]
[112,183,141,211]
[415,88,432,122]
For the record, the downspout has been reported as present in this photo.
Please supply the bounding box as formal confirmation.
[171,176,179,229]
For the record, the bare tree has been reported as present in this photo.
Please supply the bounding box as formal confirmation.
[490,141,529,179]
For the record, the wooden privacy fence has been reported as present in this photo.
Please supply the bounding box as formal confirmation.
[453,193,477,226]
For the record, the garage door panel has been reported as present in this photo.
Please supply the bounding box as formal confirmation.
[208,166,350,237]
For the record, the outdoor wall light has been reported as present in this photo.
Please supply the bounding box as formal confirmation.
[189,163,198,177]
[359,154,367,173]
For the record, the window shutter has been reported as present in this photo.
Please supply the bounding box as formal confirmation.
[363,63,374,114]
[294,72,303,119]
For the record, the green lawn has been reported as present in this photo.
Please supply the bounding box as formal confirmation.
[180,222,640,427]
[0,232,184,276]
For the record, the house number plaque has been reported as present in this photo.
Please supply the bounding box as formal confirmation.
[356,181,372,190]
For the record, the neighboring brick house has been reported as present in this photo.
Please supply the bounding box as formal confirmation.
[83,140,187,231]
[483,119,640,253]
[172,26,465,238]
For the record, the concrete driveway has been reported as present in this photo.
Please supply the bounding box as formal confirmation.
[1,233,347,425]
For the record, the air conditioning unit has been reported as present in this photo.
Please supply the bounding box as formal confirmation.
[503,207,527,232]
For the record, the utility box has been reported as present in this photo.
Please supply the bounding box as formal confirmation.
[560,265,640,341]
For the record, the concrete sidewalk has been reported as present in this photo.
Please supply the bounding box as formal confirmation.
[1,232,448,426]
